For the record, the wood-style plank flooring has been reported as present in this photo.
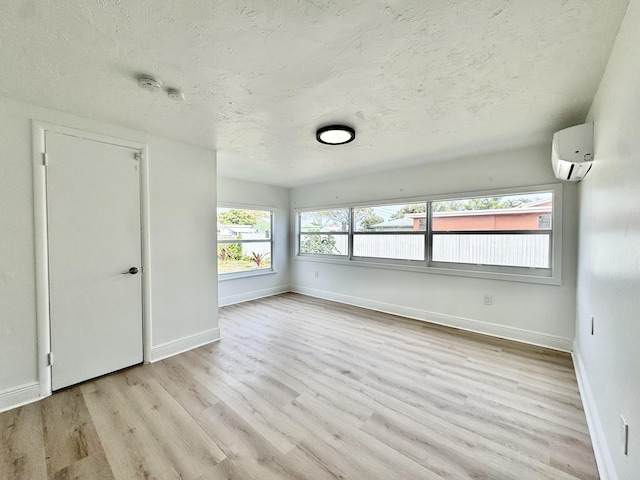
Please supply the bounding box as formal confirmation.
[1,293,598,479]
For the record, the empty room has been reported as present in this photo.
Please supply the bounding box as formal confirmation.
[1,1,638,479]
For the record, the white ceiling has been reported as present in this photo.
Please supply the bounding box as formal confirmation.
[0,1,629,187]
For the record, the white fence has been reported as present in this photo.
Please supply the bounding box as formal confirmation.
[352,234,550,268]
[432,234,550,268]
[219,233,271,257]
[354,235,424,260]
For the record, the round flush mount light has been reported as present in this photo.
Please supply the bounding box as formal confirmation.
[316,125,356,145]
[137,75,162,92]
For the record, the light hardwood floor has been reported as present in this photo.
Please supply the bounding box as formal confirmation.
[1,293,598,479]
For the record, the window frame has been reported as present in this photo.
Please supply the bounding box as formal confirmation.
[217,204,275,280]
[295,183,563,285]
[428,191,554,276]
[298,208,350,258]
[350,202,428,265]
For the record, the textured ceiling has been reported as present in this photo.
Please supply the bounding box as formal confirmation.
[0,0,629,187]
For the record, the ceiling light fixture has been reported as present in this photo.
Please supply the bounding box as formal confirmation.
[316,125,356,145]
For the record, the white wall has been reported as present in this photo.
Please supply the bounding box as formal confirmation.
[0,95,218,410]
[217,176,290,306]
[291,144,579,350]
[575,1,640,478]
[147,138,219,355]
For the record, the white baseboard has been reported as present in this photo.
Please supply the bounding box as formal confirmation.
[291,285,573,352]
[0,382,41,413]
[150,328,221,363]
[573,347,617,480]
[218,285,290,307]
[1,329,222,411]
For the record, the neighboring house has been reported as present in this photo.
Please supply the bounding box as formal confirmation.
[430,199,552,231]
[371,200,552,231]
[368,217,414,231]
[217,224,260,238]
[217,224,271,256]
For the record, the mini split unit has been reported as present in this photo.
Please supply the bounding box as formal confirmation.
[551,122,594,182]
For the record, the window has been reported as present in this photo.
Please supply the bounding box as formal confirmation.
[296,185,560,283]
[353,203,426,261]
[217,207,273,276]
[299,209,349,256]
[430,192,553,273]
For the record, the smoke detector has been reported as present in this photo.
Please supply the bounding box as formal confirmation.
[137,75,162,92]
[167,88,185,102]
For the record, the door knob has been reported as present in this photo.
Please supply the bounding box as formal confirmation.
[122,267,139,275]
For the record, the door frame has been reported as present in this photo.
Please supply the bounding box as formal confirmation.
[32,121,152,398]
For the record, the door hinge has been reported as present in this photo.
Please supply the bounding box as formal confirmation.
[47,352,53,366]
[135,152,142,161]
[42,152,49,166]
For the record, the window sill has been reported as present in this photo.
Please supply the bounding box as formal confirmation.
[218,269,277,282]
[293,255,560,286]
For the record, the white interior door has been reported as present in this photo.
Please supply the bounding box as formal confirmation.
[46,132,143,390]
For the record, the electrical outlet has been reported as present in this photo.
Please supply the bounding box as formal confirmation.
[621,415,629,455]
[591,316,595,335]
[483,294,492,305]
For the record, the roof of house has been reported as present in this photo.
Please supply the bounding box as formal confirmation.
[217,224,257,234]
[369,217,415,229]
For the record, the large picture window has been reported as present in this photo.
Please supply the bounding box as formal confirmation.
[430,192,553,272]
[217,207,273,276]
[296,185,560,283]
[352,203,427,261]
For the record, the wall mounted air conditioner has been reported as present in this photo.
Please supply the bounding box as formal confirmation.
[551,122,594,182]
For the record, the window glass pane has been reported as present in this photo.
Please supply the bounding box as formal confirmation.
[354,234,425,260]
[432,234,550,268]
[300,210,349,233]
[299,234,348,256]
[432,193,552,232]
[217,208,271,241]
[217,207,272,275]
[354,204,427,232]
[217,242,271,273]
